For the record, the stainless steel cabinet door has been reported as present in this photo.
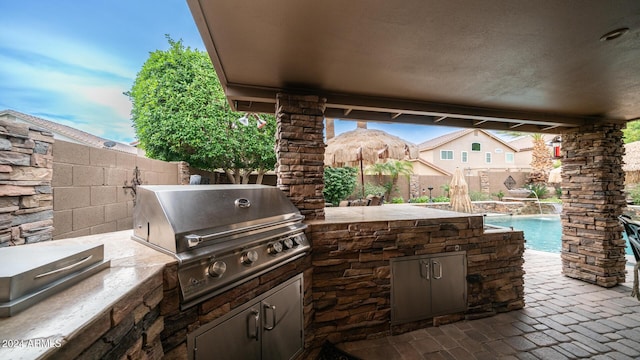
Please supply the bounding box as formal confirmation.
[391,257,431,324]
[431,253,467,316]
[193,304,261,360]
[262,277,303,360]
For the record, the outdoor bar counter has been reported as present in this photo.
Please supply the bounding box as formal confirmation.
[0,205,526,359]
[305,204,526,344]
[0,230,175,360]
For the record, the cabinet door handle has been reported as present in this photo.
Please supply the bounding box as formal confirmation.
[249,309,260,340]
[263,303,277,330]
[433,260,443,279]
[420,260,430,280]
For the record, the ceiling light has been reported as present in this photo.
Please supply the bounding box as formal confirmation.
[600,27,629,42]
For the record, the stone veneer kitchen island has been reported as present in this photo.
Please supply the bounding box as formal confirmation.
[306,204,526,348]
[0,205,525,359]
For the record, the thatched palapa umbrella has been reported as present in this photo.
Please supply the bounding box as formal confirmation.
[325,128,418,167]
[449,168,473,213]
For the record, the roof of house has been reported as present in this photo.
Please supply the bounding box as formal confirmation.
[407,158,451,176]
[0,109,138,154]
[417,129,518,152]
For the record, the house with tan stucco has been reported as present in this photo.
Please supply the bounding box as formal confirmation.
[416,129,524,176]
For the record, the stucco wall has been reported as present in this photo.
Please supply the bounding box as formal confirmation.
[52,140,180,239]
[420,130,522,175]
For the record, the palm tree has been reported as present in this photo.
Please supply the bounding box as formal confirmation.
[528,133,553,185]
[365,160,414,199]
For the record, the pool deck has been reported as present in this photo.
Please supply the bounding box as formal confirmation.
[339,249,640,359]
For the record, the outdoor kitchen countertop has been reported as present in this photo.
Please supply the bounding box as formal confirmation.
[308,204,482,224]
[0,230,175,360]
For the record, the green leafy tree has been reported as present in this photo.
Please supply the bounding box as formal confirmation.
[323,167,358,206]
[126,36,276,183]
[623,120,640,143]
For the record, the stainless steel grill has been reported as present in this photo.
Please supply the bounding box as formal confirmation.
[132,185,310,309]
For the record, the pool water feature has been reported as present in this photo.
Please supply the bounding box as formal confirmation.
[484,215,633,256]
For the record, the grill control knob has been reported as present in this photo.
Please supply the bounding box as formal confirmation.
[242,250,259,265]
[208,261,227,278]
[268,242,283,255]
[292,235,305,247]
[282,238,294,250]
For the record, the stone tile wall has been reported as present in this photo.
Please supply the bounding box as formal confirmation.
[0,119,54,246]
[307,217,525,345]
[561,123,627,287]
[54,271,165,359]
[275,93,326,219]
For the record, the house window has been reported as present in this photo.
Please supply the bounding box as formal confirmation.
[461,151,468,163]
[505,152,514,163]
[485,152,492,163]
[440,150,454,160]
[472,142,481,152]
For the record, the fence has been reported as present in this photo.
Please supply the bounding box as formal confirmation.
[52,140,183,239]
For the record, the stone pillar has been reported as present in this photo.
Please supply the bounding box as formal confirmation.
[561,123,626,287]
[325,118,335,140]
[176,161,190,185]
[479,171,490,195]
[409,174,420,199]
[0,118,54,246]
[275,94,326,219]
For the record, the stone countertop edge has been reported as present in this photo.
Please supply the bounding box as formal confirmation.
[307,204,484,224]
[0,230,176,360]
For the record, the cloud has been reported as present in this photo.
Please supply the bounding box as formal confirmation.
[0,25,138,143]
[0,24,136,79]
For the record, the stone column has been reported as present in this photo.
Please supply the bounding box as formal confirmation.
[479,171,490,195]
[409,174,420,199]
[176,161,190,185]
[561,123,626,287]
[275,94,326,219]
[325,118,335,140]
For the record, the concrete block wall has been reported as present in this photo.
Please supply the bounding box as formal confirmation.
[52,140,180,239]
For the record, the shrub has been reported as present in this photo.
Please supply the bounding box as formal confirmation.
[492,190,505,201]
[391,197,404,204]
[432,196,450,203]
[323,167,358,206]
[525,183,549,199]
[628,185,640,205]
[352,182,387,199]
[469,191,491,201]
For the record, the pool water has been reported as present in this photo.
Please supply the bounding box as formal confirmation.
[484,215,633,256]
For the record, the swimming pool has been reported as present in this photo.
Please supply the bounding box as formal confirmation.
[484,215,633,256]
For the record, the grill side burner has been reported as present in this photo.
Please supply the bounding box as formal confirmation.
[132,185,310,309]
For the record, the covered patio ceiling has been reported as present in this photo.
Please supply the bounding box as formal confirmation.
[186,0,640,134]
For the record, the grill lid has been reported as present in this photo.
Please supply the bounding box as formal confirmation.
[132,185,304,256]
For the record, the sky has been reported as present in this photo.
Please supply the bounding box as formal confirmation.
[0,1,458,145]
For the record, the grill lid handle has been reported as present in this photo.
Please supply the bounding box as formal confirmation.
[235,198,251,208]
[185,234,201,248]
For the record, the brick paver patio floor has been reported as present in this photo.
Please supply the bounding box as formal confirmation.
[340,250,640,359]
